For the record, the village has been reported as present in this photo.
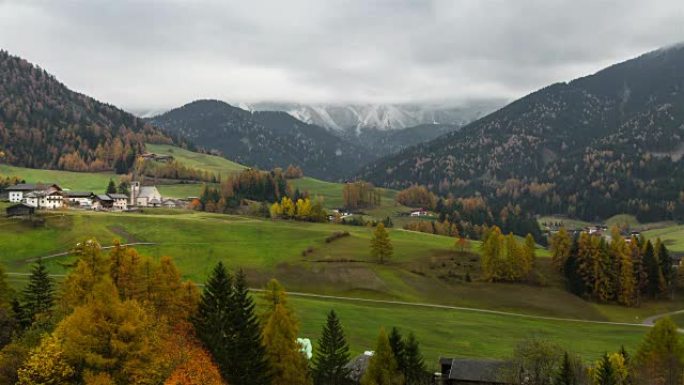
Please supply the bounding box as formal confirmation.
[2,181,188,217]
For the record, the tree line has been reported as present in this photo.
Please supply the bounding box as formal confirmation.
[395,185,544,243]
[197,168,291,213]
[550,228,674,306]
[480,226,537,283]
[343,181,381,210]
[269,196,328,222]
[501,317,684,385]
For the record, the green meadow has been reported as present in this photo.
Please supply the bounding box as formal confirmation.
[3,145,684,363]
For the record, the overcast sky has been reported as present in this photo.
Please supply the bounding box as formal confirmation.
[0,0,682,112]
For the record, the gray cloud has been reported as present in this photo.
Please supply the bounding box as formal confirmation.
[0,0,682,111]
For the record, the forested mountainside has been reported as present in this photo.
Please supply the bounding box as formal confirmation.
[0,51,175,172]
[343,124,460,158]
[148,100,374,180]
[358,44,684,222]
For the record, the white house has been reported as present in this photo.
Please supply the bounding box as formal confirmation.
[108,193,128,210]
[6,183,62,203]
[130,182,162,207]
[410,209,428,217]
[9,184,64,209]
[23,191,64,209]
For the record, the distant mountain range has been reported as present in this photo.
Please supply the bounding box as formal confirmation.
[147,100,374,180]
[147,101,471,180]
[241,101,503,132]
[0,50,176,173]
[358,43,684,222]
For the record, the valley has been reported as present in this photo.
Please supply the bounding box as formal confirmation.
[3,143,684,365]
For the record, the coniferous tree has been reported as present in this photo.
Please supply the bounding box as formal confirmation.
[564,238,586,297]
[550,227,572,271]
[193,262,234,380]
[106,178,117,194]
[634,317,684,385]
[643,241,665,298]
[361,328,404,385]
[370,223,393,264]
[230,270,271,385]
[389,327,406,375]
[261,279,311,385]
[403,332,427,385]
[312,310,351,385]
[555,352,576,385]
[656,240,673,294]
[594,354,616,385]
[22,259,54,324]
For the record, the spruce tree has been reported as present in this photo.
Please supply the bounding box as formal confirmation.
[403,332,427,385]
[312,310,351,385]
[361,328,403,385]
[22,259,54,324]
[389,327,406,375]
[594,353,616,385]
[657,240,673,291]
[230,269,271,385]
[193,262,234,380]
[370,223,393,264]
[643,241,664,298]
[106,178,117,194]
[555,352,576,385]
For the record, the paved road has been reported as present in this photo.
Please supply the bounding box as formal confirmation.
[642,309,684,325]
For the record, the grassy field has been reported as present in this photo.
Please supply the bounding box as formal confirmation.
[2,209,679,322]
[145,143,246,177]
[289,296,650,364]
[644,225,684,254]
[0,164,117,193]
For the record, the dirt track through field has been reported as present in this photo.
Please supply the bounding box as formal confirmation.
[7,271,665,330]
[23,242,156,263]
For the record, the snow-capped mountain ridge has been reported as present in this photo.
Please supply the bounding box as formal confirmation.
[242,102,504,132]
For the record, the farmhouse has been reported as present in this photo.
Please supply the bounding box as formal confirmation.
[22,190,64,209]
[108,193,129,210]
[6,203,36,217]
[6,183,63,206]
[93,194,114,210]
[437,358,512,385]
[410,209,429,217]
[64,191,95,208]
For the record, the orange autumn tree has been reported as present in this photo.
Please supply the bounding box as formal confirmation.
[163,323,226,385]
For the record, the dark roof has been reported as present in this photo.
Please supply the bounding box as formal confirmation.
[6,203,36,216]
[5,183,36,191]
[95,194,113,201]
[345,354,372,382]
[443,358,512,383]
[107,193,128,199]
[65,191,93,197]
